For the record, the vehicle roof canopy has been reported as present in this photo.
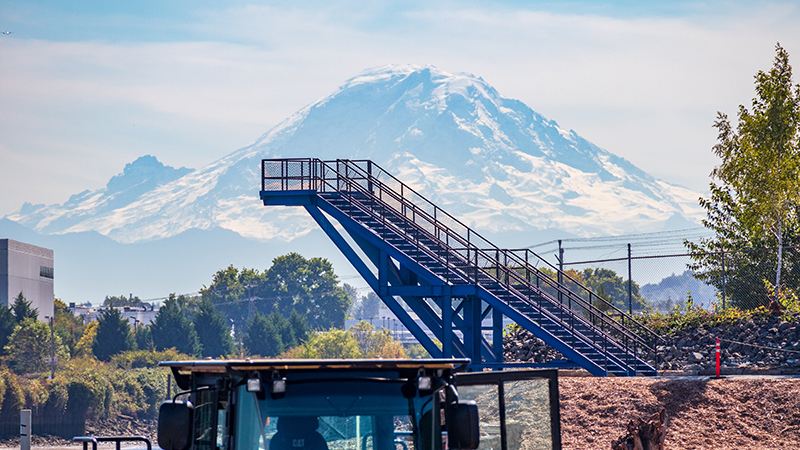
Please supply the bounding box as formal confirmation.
[161,359,471,390]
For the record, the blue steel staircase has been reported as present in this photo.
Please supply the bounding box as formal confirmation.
[260,158,662,376]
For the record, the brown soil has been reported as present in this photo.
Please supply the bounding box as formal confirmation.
[4,378,799,450]
[0,417,156,449]
[560,377,800,450]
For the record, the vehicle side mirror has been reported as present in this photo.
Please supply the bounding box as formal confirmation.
[158,399,194,450]
[447,400,479,449]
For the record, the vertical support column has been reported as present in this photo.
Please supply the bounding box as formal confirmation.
[463,296,475,367]
[379,249,388,298]
[492,306,503,367]
[442,286,452,358]
[20,409,31,450]
[462,296,482,367]
[474,298,483,366]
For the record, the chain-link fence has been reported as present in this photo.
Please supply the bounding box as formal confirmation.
[529,229,797,313]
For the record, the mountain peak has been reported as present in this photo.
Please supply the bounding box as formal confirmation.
[6,66,703,242]
[106,155,192,195]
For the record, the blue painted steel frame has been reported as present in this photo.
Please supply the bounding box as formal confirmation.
[260,190,610,373]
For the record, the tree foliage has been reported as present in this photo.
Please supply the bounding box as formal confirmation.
[349,291,382,320]
[54,298,85,356]
[103,294,152,309]
[93,308,135,361]
[151,294,200,356]
[12,292,38,323]
[348,321,407,358]
[193,300,234,358]
[0,303,17,356]
[536,268,647,311]
[4,318,69,374]
[75,322,98,358]
[201,253,351,334]
[295,329,361,359]
[687,44,800,307]
[243,311,284,357]
[134,325,155,352]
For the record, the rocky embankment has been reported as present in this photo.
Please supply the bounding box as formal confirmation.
[504,313,800,374]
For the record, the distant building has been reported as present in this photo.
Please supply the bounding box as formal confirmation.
[0,239,55,320]
[69,304,159,328]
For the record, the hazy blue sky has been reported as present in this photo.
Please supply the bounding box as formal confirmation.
[1,1,799,216]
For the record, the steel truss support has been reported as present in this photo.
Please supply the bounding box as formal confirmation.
[304,202,503,369]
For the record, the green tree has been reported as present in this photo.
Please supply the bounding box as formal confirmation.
[581,268,647,311]
[103,294,151,308]
[244,311,283,357]
[299,329,361,359]
[5,317,69,374]
[134,324,155,352]
[200,265,263,337]
[11,292,38,323]
[151,294,200,356]
[193,299,234,358]
[689,44,800,301]
[263,253,350,329]
[288,310,310,344]
[54,298,85,356]
[93,308,135,361]
[0,303,17,356]
[348,321,407,358]
[74,321,98,358]
[349,291,382,320]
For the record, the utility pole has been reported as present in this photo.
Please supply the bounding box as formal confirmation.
[45,316,55,380]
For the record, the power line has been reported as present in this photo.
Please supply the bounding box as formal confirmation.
[527,227,712,250]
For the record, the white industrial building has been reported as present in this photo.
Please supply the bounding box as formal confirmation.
[0,239,55,320]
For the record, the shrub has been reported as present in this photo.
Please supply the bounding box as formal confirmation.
[0,370,24,421]
[110,348,191,370]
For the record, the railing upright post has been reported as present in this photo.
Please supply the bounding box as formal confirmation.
[367,160,373,194]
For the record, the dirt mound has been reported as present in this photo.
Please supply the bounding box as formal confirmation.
[560,376,800,450]
[0,417,156,449]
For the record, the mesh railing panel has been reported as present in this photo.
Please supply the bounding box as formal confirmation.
[261,158,661,372]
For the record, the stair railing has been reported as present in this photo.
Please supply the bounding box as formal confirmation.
[262,158,661,373]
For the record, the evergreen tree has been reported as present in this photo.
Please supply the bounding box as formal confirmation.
[193,300,234,358]
[11,292,38,323]
[244,311,283,357]
[93,308,135,361]
[134,325,155,351]
[0,304,17,356]
[288,310,310,344]
[151,294,200,356]
[268,312,298,349]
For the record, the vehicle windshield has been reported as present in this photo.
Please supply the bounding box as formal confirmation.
[234,379,438,450]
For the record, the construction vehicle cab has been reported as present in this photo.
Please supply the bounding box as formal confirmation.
[156,359,561,450]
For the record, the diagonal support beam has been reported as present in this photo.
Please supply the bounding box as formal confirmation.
[303,205,442,357]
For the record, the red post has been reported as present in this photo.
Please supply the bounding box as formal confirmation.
[715,337,721,378]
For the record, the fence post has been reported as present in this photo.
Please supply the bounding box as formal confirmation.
[20,409,31,450]
[557,240,564,305]
[627,243,632,315]
[721,250,727,309]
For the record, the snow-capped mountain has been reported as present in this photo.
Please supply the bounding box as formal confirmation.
[6,65,703,244]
